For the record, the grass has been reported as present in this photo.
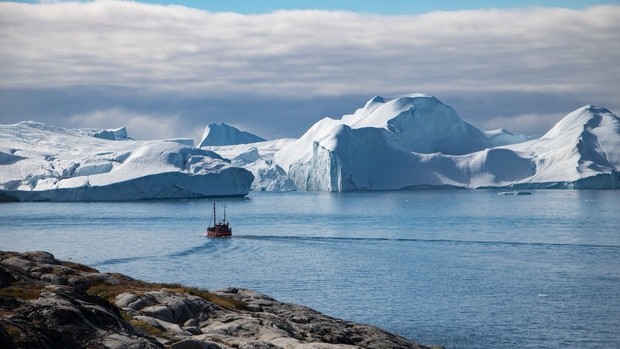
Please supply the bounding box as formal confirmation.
[0,284,43,300]
[118,309,170,339]
[157,282,248,311]
[86,279,247,311]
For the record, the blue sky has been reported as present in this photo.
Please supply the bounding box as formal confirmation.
[1,1,619,140]
[96,0,620,13]
[5,0,619,13]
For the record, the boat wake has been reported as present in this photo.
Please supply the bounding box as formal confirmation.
[233,234,620,250]
[92,234,619,268]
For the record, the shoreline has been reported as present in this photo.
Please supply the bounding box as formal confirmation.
[0,250,443,349]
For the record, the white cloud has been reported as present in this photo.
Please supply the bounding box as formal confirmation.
[1,2,618,99]
[480,112,565,136]
[1,2,619,138]
[68,109,181,140]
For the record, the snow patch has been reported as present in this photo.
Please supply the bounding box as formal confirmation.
[0,121,254,201]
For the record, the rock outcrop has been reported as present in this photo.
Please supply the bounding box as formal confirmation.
[0,251,441,349]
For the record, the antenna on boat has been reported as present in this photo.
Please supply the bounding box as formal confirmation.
[223,204,227,222]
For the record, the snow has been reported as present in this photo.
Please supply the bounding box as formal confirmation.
[74,126,131,141]
[3,95,618,198]
[204,139,297,191]
[505,105,620,188]
[198,123,266,147]
[0,121,254,201]
[274,95,620,191]
[339,93,507,155]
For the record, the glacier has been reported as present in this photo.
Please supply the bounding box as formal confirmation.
[0,121,254,201]
[274,94,620,191]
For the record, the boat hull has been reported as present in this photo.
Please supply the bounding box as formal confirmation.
[206,230,232,238]
[206,224,232,238]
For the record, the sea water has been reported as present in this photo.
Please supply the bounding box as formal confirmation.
[1,190,619,349]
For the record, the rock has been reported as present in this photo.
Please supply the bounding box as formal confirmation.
[0,257,34,274]
[171,339,222,349]
[115,292,140,308]
[40,273,67,285]
[183,326,203,335]
[0,251,437,349]
[0,269,14,287]
[23,251,58,265]
[184,318,199,327]
[143,304,176,323]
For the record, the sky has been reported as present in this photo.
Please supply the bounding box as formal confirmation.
[1,0,619,141]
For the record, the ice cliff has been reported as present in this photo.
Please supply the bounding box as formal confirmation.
[274,94,620,191]
[0,121,254,201]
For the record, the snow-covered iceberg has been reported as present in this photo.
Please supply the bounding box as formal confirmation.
[197,122,295,191]
[274,94,619,191]
[0,121,254,201]
[506,105,620,188]
[203,139,297,191]
[198,122,266,147]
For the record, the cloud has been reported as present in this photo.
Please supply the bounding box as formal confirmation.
[1,2,619,138]
[479,113,565,136]
[68,108,181,140]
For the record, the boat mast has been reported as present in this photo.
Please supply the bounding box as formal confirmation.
[223,204,227,222]
[213,201,216,226]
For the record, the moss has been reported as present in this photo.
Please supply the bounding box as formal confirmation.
[156,283,247,311]
[61,261,99,273]
[3,323,22,338]
[86,277,154,302]
[0,285,43,300]
[190,289,247,311]
[86,279,247,311]
[129,319,169,339]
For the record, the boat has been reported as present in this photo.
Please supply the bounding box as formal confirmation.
[206,201,232,237]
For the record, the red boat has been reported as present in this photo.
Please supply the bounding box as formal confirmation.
[206,201,232,237]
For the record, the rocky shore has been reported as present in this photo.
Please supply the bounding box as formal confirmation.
[0,251,442,349]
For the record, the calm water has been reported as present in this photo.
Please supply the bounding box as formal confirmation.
[1,190,619,349]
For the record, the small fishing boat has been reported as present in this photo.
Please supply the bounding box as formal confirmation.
[206,201,232,237]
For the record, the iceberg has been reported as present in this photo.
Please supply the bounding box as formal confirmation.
[204,139,297,191]
[0,121,254,201]
[198,122,266,147]
[4,95,617,197]
[197,122,296,191]
[274,94,620,191]
[505,105,620,189]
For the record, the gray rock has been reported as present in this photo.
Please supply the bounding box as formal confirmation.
[171,339,222,349]
[40,273,67,285]
[184,318,199,327]
[143,304,175,323]
[102,333,163,349]
[0,257,34,274]
[166,297,196,323]
[182,326,203,335]
[135,316,193,337]
[24,251,58,265]
[115,292,141,308]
